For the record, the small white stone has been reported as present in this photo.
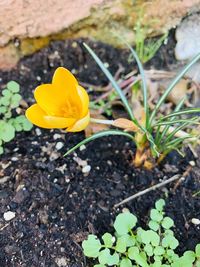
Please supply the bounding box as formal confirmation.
[55,256,67,267]
[191,218,200,225]
[53,133,61,140]
[55,142,64,150]
[3,211,16,221]
[79,144,86,151]
[35,128,41,136]
[104,62,109,68]
[11,157,18,162]
[82,165,91,174]
[189,161,195,166]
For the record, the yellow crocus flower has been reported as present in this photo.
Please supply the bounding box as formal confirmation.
[26,67,90,132]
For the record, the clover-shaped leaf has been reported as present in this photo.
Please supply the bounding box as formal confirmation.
[162,217,174,229]
[11,93,21,108]
[120,258,132,267]
[108,253,119,266]
[98,248,110,265]
[128,249,149,267]
[162,235,179,249]
[150,209,163,222]
[144,244,153,256]
[115,236,127,253]
[7,81,20,93]
[102,233,114,248]
[149,220,159,231]
[141,230,160,246]
[0,122,15,142]
[114,212,137,235]
[82,235,101,258]
[154,246,165,256]
[155,199,165,211]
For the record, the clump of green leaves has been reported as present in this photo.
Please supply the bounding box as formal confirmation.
[64,43,200,169]
[90,91,118,116]
[82,199,200,267]
[131,11,167,64]
[0,81,32,154]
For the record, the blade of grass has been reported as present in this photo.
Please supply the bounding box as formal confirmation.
[83,43,138,125]
[64,130,134,156]
[149,52,200,124]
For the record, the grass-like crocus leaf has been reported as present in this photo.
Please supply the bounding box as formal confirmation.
[163,120,196,144]
[155,98,186,144]
[149,52,200,124]
[154,118,200,127]
[83,43,138,125]
[165,135,195,149]
[121,41,149,128]
[157,108,200,122]
[64,130,134,156]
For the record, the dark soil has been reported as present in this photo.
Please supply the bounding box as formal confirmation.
[0,36,199,267]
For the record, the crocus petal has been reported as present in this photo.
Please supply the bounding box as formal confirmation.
[77,85,89,117]
[67,112,90,132]
[52,67,82,111]
[34,84,72,117]
[26,104,76,129]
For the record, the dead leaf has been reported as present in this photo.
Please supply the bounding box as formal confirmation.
[112,118,138,132]
[167,79,188,105]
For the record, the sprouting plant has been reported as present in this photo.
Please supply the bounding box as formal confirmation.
[0,81,33,154]
[82,199,200,267]
[131,10,167,64]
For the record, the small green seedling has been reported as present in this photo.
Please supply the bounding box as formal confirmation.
[131,10,167,64]
[0,81,33,154]
[82,199,200,267]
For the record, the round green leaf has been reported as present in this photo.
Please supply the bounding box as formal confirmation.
[114,212,137,235]
[155,199,165,211]
[0,123,15,142]
[144,244,153,256]
[150,209,163,222]
[7,81,20,93]
[11,93,21,108]
[102,233,114,248]
[149,220,160,231]
[82,235,101,258]
[128,246,139,259]
[115,236,127,253]
[107,252,119,266]
[120,258,132,267]
[162,217,174,229]
[98,248,110,265]
[153,246,165,256]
